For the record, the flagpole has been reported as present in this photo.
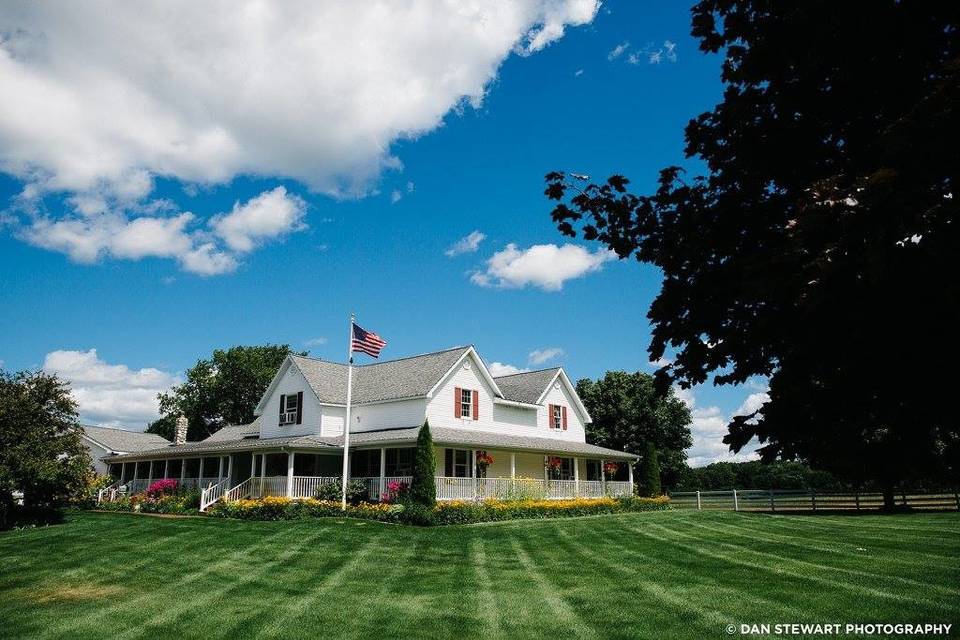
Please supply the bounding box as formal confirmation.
[340,313,355,511]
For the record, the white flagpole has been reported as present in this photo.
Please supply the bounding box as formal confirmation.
[340,313,355,511]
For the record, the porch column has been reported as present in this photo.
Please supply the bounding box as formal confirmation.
[147,461,154,484]
[628,460,634,492]
[250,453,256,478]
[573,457,579,497]
[226,455,233,485]
[379,448,386,498]
[164,459,169,479]
[180,459,186,483]
[260,453,266,496]
[286,452,294,498]
[218,456,225,480]
[510,452,516,478]
[471,449,477,500]
[198,457,205,482]
[120,463,127,483]
[600,458,606,495]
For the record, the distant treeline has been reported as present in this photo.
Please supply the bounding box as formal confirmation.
[672,461,956,494]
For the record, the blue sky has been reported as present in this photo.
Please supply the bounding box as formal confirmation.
[0,1,762,465]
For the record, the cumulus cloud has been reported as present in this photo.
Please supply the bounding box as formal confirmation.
[19,187,303,275]
[528,347,564,365]
[680,385,767,468]
[0,1,597,202]
[445,230,486,257]
[304,337,328,347]
[471,243,615,291]
[211,187,306,253]
[488,362,530,376]
[629,40,678,65]
[43,349,179,428]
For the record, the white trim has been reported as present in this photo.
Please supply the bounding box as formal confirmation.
[492,397,540,409]
[534,369,592,424]
[425,347,504,400]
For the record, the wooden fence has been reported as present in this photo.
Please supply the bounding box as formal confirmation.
[669,489,960,512]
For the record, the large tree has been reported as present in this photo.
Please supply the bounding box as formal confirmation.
[0,370,90,528]
[576,371,692,489]
[148,344,304,441]
[546,2,959,507]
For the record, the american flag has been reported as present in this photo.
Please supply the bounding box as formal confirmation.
[351,323,387,358]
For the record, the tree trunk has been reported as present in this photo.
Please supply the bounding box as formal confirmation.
[881,484,896,511]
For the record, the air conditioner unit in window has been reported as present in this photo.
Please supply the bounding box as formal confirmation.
[281,412,297,424]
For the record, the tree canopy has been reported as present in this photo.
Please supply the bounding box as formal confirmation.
[575,371,692,488]
[546,2,959,502]
[0,370,90,528]
[148,344,304,441]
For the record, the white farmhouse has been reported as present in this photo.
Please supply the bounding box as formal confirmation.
[80,426,170,475]
[102,346,637,508]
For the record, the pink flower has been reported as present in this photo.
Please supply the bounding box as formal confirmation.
[145,478,179,498]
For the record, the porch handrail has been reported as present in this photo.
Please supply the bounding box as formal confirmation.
[97,481,121,504]
[223,477,255,502]
[200,477,231,511]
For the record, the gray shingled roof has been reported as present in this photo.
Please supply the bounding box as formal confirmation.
[493,368,560,404]
[291,346,471,404]
[81,426,170,453]
[204,416,262,442]
[104,425,636,461]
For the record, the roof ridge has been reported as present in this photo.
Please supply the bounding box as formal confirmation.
[493,366,561,379]
[294,345,471,368]
[82,424,160,434]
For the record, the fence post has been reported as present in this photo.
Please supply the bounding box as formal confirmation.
[811,491,816,512]
[733,489,739,512]
[901,492,907,507]
[769,489,775,512]
[696,490,701,511]
[955,491,959,512]
[855,492,860,511]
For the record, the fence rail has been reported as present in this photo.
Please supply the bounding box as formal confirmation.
[670,489,960,512]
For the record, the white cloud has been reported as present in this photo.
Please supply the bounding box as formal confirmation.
[20,187,304,275]
[304,337,328,347]
[0,2,597,203]
[647,356,672,368]
[43,349,179,428]
[471,243,615,291]
[574,68,584,77]
[680,385,765,468]
[488,362,530,376]
[607,41,630,60]
[528,347,564,365]
[445,230,486,257]
[211,187,306,253]
[630,40,678,65]
[390,190,403,204]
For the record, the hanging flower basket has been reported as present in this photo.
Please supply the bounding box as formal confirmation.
[545,456,563,472]
[476,451,494,470]
[603,462,619,479]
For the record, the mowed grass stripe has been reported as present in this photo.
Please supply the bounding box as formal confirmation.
[672,517,960,597]
[633,522,954,611]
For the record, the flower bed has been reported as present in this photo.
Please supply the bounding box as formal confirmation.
[94,486,201,515]
[206,495,670,525]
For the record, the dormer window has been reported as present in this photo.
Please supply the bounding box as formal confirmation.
[454,387,478,420]
[547,404,567,430]
[279,392,303,426]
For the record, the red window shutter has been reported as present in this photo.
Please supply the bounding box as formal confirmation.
[296,391,304,425]
[562,406,568,430]
[547,404,553,428]
[472,390,479,421]
[454,387,462,418]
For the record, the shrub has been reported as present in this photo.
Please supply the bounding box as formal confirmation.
[409,421,436,507]
[313,478,368,504]
[381,480,410,504]
[638,442,661,497]
[145,479,179,499]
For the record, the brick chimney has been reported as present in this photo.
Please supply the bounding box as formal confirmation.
[174,415,188,445]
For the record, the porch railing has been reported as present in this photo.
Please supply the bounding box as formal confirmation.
[223,477,254,502]
[200,478,231,511]
[251,476,288,498]
[291,476,339,499]
[435,477,633,501]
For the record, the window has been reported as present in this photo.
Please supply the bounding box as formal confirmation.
[461,389,472,418]
[386,448,415,476]
[279,392,302,426]
[552,405,563,429]
[444,448,471,477]
[351,450,380,477]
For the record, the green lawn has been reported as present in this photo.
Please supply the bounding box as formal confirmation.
[1,510,958,640]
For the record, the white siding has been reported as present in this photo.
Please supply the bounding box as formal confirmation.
[259,365,322,439]
[425,353,499,431]
[321,405,345,437]
[352,398,426,432]
[83,440,112,475]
